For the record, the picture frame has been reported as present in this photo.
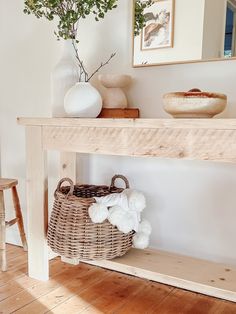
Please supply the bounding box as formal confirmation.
[141,0,175,51]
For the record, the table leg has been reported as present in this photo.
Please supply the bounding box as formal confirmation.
[0,191,6,271]
[26,126,48,281]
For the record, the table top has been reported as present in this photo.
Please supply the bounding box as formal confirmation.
[17,117,236,130]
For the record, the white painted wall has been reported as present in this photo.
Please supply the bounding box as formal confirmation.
[0,0,59,244]
[133,0,205,65]
[202,0,227,59]
[1,0,236,266]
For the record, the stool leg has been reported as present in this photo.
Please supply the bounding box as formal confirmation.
[11,186,28,251]
[0,190,7,271]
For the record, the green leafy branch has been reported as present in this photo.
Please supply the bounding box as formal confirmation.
[24,0,118,81]
[134,0,153,37]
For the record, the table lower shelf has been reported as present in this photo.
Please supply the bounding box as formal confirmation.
[83,248,236,303]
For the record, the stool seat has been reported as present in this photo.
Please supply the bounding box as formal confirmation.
[0,178,27,271]
[0,179,18,190]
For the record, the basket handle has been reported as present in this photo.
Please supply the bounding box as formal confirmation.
[110,175,130,190]
[54,177,74,198]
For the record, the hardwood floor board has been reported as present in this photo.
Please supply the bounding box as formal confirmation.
[0,263,92,314]
[78,306,103,314]
[45,288,98,314]
[14,264,110,314]
[77,272,148,314]
[47,269,138,314]
[1,245,236,314]
[213,300,236,314]
[6,250,26,263]
[78,276,158,314]
[6,244,15,252]
[3,254,26,271]
[6,244,22,252]
[0,258,68,302]
[113,281,174,314]
[184,293,225,314]
[150,288,198,314]
[148,288,224,314]
[0,263,28,287]
[6,245,25,260]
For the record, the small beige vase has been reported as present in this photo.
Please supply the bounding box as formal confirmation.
[98,74,132,108]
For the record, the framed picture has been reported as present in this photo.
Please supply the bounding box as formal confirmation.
[141,0,175,50]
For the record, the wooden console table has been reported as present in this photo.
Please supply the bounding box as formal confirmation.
[18,118,236,302]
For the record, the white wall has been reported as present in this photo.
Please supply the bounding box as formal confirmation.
[0,0,59,244]
[202,0,227,59]
[1,0,236,266]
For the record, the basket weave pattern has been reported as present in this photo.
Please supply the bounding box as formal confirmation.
[47,176,134,260]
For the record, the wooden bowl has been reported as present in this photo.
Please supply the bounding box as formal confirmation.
[163,89,227,118]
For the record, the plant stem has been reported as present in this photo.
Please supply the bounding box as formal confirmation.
[87,53,116,81]
[72,39,89,81]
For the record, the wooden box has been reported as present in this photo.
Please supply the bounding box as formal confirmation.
[98,108,140,118]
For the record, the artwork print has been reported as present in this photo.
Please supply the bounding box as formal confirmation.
[141,0,174,50]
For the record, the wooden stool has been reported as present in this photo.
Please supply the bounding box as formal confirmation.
[0,178,27,271]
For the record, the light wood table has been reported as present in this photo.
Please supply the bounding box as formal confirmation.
[18,118,236,302]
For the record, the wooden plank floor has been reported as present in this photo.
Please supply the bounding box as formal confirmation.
[0,245,236,314]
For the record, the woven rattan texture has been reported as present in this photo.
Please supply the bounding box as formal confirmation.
[47,176,134,260]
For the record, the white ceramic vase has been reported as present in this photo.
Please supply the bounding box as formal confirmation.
[64,82,102,117]
[51,40,79,117]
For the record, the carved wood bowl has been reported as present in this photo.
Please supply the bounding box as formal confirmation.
[163,89,227,118]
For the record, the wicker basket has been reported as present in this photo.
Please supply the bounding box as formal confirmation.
[47,175,134,260]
